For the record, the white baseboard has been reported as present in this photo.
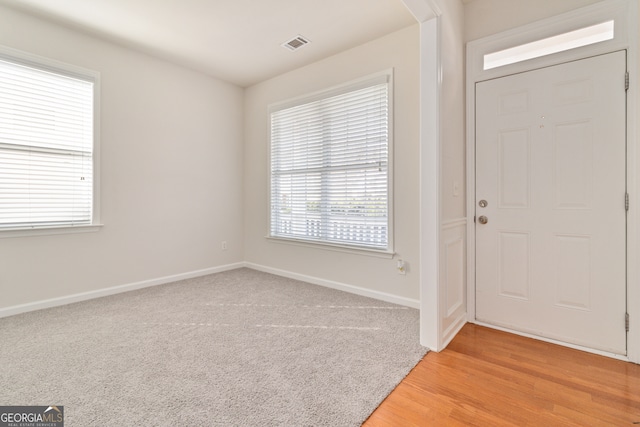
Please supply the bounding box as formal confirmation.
[0,262,244,319]
[440,314,467,351]
[1,261,419,319]
[244,262,420,309]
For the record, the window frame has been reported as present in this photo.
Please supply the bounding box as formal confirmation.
[267,70,394,257]
[0,45,101,238]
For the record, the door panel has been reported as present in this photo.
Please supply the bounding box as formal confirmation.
[475,51,627,355]
[498,129,530,208]
[497,231,530,300]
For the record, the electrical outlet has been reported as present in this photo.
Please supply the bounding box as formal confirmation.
[397,259,406,275]
[221,241,227,251]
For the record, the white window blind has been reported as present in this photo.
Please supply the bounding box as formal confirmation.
[0,55,94,230]
[270,75,390,250]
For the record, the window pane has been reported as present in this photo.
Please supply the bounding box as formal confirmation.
[483,21,614,70]
[270,76,390,250]
[0,55,94,229]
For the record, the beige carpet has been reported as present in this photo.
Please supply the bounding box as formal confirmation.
[0,268,426,426]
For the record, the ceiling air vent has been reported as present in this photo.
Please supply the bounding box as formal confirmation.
[281,35,310,52]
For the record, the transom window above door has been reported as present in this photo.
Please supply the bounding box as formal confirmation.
[483,20,614,70]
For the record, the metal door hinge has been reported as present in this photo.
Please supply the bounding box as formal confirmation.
[626,312,630,332]
[626,193,630,211]
[626,71,630,91]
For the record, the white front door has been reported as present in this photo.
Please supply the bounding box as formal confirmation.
[475,51,627,355]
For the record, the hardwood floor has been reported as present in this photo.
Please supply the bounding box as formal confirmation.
[363,324,640,426]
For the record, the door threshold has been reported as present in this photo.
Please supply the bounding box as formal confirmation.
[471,320,629,362]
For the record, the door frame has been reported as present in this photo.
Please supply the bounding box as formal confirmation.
[465,0,640,362]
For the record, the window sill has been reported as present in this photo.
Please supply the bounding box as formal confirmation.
[0,224,103,239]
[265,236,395,259]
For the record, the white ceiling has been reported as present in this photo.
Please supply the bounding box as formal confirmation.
[0,0,418,87]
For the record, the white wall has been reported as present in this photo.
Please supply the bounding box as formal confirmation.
[0,6,245,311]
[243,26,421,304]
[436,0,468,346]
[440,0,466,223]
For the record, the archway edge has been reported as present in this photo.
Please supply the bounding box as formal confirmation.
[401,0,443,351]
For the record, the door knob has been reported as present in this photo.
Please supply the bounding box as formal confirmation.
[478,215,488,224]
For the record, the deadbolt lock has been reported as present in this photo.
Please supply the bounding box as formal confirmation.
[479,200,488,208]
